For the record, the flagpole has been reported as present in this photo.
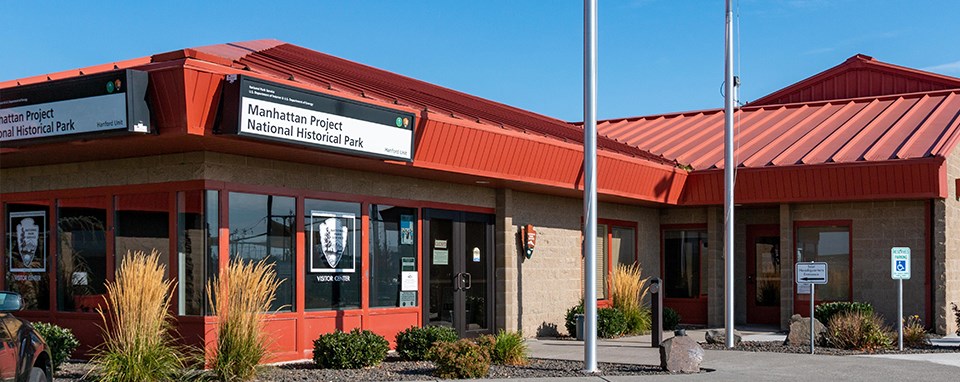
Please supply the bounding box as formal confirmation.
[723,0,737,349]
[583,0,599,373]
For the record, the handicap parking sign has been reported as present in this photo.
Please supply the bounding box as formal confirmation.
[891,247,910,280]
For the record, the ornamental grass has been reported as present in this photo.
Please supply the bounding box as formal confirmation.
[91,249,183,382]
[207,259,282,382]
[612,263,651,335]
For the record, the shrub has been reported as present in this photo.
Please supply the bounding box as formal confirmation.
[825,311,893,351]
[91,250,183,382]
[33,322,80,372]
[597,307,628,338]
[313,329,389,369]
[612,264,651,335]
[564,302,584,337]
[952,303,960,336]
[395,326,459,361]
[489,330,528,365]
[428,339,491,379]
[207,259,283,381]
[663,307,681,331]
[815,301,874,325]
[902,315,930,348]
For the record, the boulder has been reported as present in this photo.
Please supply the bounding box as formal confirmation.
[784,314,826,346]
[659,334,703,373]
[704,329,742,346]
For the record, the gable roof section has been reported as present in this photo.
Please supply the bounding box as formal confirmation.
[749,54,960,106]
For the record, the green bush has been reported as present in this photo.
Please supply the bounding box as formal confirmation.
[313,328,389,369]
[623,306,652,335]
[825,311,893,351]
[902,315,930,348]
[597,307,628,338]
[815,301,874,325]
[33,322,80,372]
[489,330,528,365]
[429,339,491,379]
[564,302,584,337]
[395,325,458,361]
[663,307,681,331]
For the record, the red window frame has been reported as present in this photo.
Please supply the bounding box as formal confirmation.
[792,220,853,314]
[659,223,708,325]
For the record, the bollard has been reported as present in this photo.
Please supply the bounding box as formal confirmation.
[650,278,663,347]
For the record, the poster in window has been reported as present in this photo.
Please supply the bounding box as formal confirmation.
[9,211,46,272]
[310,211,356,273]
[400,214,414,245]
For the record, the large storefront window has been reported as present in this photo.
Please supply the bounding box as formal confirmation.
[611,226,636,270]
[796,224,850,301]
[228,193,295,312]
[370,205,417,308]
[115,193,170,274]
[57,197,108,312]
[5,203,51,310]
[177,191,219,315]
[594,223,637,301]
[304,199,361,310]
[663,229,706,299]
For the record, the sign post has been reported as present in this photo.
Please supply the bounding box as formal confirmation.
[891,247,911,351]
[796,262,828,354]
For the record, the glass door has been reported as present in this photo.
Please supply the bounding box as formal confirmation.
[746,225,781,325]
[423,209,493,337]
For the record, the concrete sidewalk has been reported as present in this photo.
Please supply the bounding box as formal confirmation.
[469,327,960,381]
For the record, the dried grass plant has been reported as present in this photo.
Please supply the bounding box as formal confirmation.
[91,249,183,381]
[612,263,651,335]
[207,259,283,382]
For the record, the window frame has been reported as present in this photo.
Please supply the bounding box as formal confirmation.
[659,224,708,300]
[793,220,853,309]
[595,218,638,304]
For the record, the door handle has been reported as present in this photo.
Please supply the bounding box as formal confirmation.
[463,273,472,290]
[453,273,462,291]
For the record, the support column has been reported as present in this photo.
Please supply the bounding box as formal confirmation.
[779,203,794,331]
[933,199,949,335]
[495,188,520,332]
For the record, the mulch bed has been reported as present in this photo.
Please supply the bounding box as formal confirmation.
[701,340,960,355]
[54,357,685,382]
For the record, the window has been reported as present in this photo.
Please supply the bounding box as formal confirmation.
[369,205,417,308]
[304,199,361,310]
[5,202,51,310]
[115,193,170,274]
[177,190,219,315]
[663,229,706,299]
[796,224,850,301]
[228,192,295,312]
[57,197,108,312]
[594,223,637,300]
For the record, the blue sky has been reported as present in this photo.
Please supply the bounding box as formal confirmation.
[3,1,959,122]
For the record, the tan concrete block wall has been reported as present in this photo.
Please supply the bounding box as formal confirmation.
[942,151,960,335]
[504,191,659,337]
[1,153,206,193]
[791,201,928,328]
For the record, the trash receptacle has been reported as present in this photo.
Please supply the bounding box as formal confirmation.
[575,313,584,341]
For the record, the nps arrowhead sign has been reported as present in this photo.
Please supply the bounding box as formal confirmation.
[796,262,828,285]
[891,247,911,280]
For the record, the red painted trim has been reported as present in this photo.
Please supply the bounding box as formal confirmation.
[792,220,854,314]
[745,224,780,325]
[925,200,933,329]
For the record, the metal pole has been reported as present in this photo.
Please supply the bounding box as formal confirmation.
[723,0,736,349]
[583,0,599,373]
[898,279,903,351]
[810,284,815,355]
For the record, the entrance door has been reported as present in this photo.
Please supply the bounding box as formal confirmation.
[423,209,494,337]
[746,225,781,325]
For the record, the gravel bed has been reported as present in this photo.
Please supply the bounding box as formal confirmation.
[53,357,682,381]
[701,341,960,355]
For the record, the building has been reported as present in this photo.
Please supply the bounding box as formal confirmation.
[2,41,959,362]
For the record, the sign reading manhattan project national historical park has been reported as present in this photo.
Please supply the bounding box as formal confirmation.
[0,70,151,146]
[220,75,416,162]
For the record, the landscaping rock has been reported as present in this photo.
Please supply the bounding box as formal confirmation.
[704,329,742,346]
[784,314,826,346]
[659,334,704,373]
